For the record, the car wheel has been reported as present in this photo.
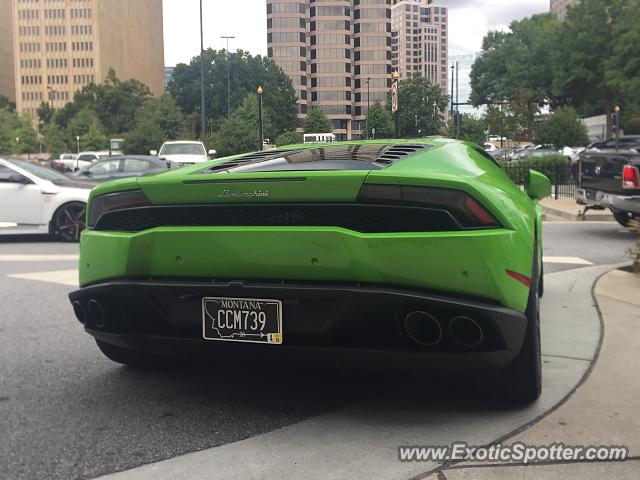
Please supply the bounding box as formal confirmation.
[51,202,86,242]
[497,244,542,404]
[95,339,165,368]
[612,210,632,227]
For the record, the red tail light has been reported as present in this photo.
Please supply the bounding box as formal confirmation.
[623,165,640,189]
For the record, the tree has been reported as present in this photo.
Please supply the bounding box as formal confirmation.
[304,107,332,133]
[36,102,54,130]
[275,131,303,147]
[209,93,272,157]
[0,95,16,112]
[366,101,394,138]
[67,108,107,151]
[553,0,626,137]
[42,120,68,159]
[448,114,487,146]
[14,116,39,154]
[72,69,151,135]
[624,117,640,135]
[535,107,588,147]
[123,95,187,154]
[168,49,297,139]
[123,117,165,155]
[390,74,449,137]
[0,108,20,154]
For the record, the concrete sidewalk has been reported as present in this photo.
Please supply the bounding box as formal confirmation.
[426,268,640,480]
[541,198,614,222]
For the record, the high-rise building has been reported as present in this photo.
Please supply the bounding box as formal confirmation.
[0,0,165,116]
[266,0,392,140]
[390,0,448,93]
[550,0,580,22]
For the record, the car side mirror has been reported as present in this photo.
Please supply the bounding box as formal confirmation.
[208,149,217,157]
[525,170,551,200]
[150,150,158,156]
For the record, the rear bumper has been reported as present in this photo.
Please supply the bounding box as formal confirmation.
[577,188,640,214]
[69,279,528,370]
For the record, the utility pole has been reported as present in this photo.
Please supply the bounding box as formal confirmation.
[220,36,235,117]
[614,105,621,151]
[366,77,370,139]
[257,86,264,151]
[199,0,206,140]
[455,60,460,139]
[392,71,400,138]
[450,64,455,115]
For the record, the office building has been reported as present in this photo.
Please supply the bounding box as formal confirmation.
[550,0,580,22]
[390,0,448,93]
[266,0,392,140]
[0,0,165,116]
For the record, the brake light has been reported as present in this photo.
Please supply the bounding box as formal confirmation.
[623,165,640,189]
[506,269,531,288]
[357,184,500,228]
[88,189,151,228]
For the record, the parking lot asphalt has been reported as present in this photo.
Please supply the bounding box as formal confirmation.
[0,221,637,480]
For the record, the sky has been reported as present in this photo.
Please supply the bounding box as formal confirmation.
[162,0,550,67]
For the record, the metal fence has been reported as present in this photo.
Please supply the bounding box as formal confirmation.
[501,161,577,199]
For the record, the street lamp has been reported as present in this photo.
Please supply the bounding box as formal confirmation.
[257,86,264,151]
[220,36,235,117]
[614,105,621,151]
[76,135,80,153]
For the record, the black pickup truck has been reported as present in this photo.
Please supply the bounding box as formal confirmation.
[577,151,640,226]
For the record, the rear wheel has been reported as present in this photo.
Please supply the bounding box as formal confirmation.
[51,202,86,242]
[95,339,164,368]
[497,246,542,404]
[613,210,632,227]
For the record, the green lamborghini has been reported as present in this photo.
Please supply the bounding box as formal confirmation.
[69,139,551,403]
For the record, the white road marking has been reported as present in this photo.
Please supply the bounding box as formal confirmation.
[0,254,79,262]
[7,269,78,287]
[543,256,594,265]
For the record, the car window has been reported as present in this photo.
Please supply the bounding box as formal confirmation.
[123,159,151,172]
[159,143,205,156]
[78,154,96,161]
[89,159,121,175]
[0,165,22,182]
[7,160,69,181]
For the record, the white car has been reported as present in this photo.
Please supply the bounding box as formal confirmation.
[0,158,93,241]
[151,141,215,166]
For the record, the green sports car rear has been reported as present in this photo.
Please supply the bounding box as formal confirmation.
[69,139,550,403]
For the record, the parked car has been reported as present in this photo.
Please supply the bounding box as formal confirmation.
[52,151,113,172]
[0,158,93,241]
[71,155,169,182]
[577,151,640,226]
[50,152,77,171]
[69,139,551,403]
[511,148,559,161]
[151,141,215,166]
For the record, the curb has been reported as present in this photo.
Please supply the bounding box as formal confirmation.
[542,204,614,222]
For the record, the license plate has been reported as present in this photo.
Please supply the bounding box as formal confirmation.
[202,296,282,344]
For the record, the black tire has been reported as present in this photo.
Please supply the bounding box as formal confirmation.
[95,339,163,368]
[50,202,86,242]
[497,244,542,404]
[613,210,632,227]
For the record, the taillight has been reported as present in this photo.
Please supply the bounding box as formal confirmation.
[88,189,151,228]
[357,184,500,228]
[623,165,640,189]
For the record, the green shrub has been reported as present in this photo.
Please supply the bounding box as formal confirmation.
[624,117,640,135]
[499,154,570,184]
[275,131,303,147]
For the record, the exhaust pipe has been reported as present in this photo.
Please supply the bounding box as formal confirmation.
[448,316,484,348]
[71,301,86,324]
[87,299,105,328]
[403,311,442,347]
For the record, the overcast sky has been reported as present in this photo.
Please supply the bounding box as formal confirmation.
[162,0,550,67]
